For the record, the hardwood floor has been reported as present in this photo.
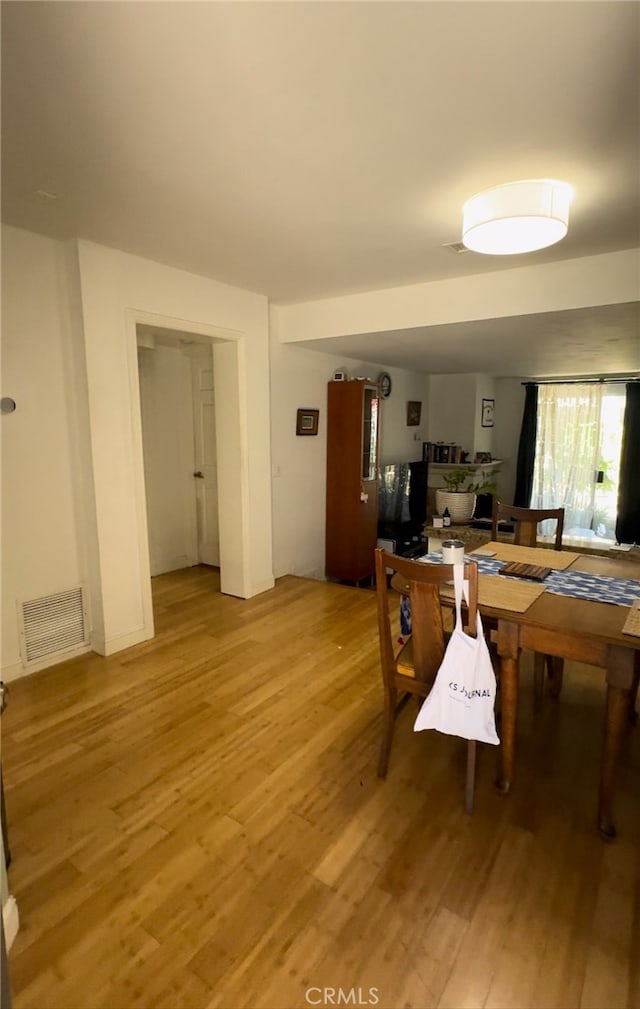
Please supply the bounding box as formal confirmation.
[3,566,639,1009]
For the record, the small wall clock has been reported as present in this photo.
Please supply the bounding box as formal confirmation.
[378,373,392,399]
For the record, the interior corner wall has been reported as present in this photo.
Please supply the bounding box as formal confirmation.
[75,239,273,654]
[1,225,92,677]
[268,308,429,580]
[377,370,430,463]
[473,374,496,454]
[427,374,477,451]
[428,373,499,457]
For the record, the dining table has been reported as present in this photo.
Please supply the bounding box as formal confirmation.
[404,540,640,839]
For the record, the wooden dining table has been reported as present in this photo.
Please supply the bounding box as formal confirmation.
[464,541,640,839]
[394,541,640,837]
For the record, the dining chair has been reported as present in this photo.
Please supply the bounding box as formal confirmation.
[491,500,566,702]
[490,498,561,548]
[491,500,565,550]
[374,548,481,813]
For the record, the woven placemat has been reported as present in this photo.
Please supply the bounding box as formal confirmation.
[622,599,640,638]
[474,541,579,570]
[440,573,545,612]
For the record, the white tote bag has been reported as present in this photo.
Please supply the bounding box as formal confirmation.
[414,565,499,745]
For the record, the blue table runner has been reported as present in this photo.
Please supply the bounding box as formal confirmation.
[416,553,640,607]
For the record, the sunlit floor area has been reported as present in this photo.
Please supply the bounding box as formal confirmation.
[3,565,639,1009]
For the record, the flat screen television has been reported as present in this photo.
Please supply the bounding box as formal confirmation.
[378,460,428,536]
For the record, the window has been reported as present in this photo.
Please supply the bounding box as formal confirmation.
[531,383,625,540]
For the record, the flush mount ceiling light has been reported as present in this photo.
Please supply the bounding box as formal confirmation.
[462,179,573,255]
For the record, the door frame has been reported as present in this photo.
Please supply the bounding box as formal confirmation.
[190,348,220,567]
[126,309,251,635]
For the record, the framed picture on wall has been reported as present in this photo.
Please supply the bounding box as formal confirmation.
[406,400,422,426]
[296,408,319,435]
[482,398,495,427]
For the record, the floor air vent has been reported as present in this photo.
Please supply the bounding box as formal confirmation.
[20,587,88,665]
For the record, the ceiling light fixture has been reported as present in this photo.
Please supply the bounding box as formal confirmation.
[462,178,573,255]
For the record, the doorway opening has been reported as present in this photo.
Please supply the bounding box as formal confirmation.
[136,323,220,586]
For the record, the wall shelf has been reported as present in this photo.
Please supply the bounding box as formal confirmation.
[429,460,502,469]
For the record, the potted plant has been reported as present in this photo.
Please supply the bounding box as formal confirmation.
[435,467,498,524]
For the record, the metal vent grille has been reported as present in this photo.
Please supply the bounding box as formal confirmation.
[20,587,87,664]
[442,241,470,254]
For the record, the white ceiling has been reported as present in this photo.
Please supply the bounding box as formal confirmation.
[2,1,639,376]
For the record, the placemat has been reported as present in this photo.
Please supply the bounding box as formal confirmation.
[472,541,579,570]
[439,573,545,613]
[622,600,640,637]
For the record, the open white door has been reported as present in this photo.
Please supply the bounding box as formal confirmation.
[192,352,220,566]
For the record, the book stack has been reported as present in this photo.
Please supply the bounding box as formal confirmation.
[422,442,465,464]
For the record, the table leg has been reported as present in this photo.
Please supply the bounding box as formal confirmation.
[547,655,564,698]
[496,621,520,794]
[598,646,634,840]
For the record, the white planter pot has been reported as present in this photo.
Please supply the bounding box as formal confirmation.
[435,489,477,524]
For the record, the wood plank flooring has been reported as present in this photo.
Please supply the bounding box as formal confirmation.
[3,566,639,1009]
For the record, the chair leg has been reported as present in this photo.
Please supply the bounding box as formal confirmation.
[378,688,397,778]
[465,740,476,814]
[547,656,564,698]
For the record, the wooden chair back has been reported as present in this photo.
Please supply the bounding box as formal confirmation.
[491,501,565,550]
[374,549,481,810]
[374,549,478,690]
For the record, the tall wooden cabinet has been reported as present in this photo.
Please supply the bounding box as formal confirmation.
[325,380,380,581]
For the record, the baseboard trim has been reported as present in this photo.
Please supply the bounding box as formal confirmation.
[92,624,154,656]
[1,643,93,682]
[3,895,19,950]
[0,661,23,683]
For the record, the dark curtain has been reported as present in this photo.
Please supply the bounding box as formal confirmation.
[615,382,640,544]
[513,384,538,506]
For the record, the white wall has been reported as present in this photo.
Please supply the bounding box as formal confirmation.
[493,377,527,503]
[427,372,499,458]
[427,374,478,453]
[1,227,92,676]
[377,369,429,463]
[425,371,500,458]
[269,308,429,579]
[137,344,197,575]
[2,225,274,673]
